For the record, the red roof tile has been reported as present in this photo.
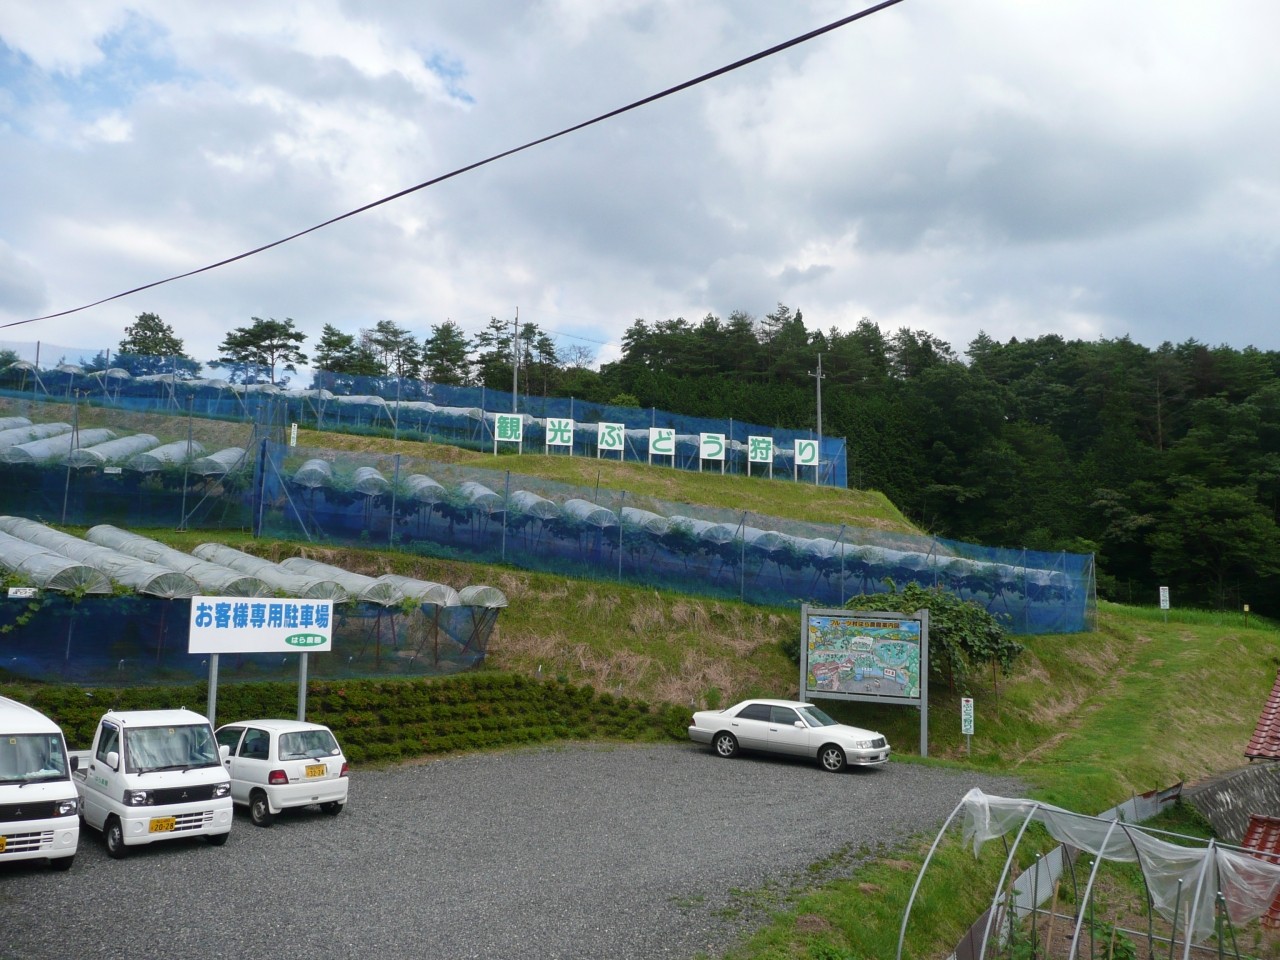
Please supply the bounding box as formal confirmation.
[1246,670,1280,761]
[1241,814,1280,927]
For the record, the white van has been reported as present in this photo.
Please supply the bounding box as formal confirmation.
[0,695,80,870]
[75,708,232,857]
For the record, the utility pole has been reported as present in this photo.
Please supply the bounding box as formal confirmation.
[511,307,519,412]
[809,352,824,443]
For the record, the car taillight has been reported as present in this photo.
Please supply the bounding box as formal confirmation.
[268,769,289,785]
[340,761,350,777]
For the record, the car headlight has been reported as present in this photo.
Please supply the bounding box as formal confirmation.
[56,797,78,816]
[123,789,150,806]
[213,782,231,798]
[854,740,878,749]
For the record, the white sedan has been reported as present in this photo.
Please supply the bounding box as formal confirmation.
[215,720,349,827]
[688,698,890,773]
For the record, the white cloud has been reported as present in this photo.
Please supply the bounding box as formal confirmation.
[0,0,1277,378]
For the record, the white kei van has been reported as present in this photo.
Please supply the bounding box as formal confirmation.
[0,695,79,870]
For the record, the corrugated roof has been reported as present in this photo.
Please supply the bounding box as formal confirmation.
[1246,670,1280,761]
[1241,814,1280,927]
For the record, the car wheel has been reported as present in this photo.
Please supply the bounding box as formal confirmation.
[206,832,229,846]
[250,790,275,827]
[713,732,739,759]
[819,744,847,773]
[321,801,344,815]
[104,817,127,859]
[49,855,75,872]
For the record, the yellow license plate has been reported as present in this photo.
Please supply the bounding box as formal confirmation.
[305,764,326,778]
[0,835,6,852]
[149,817,176,833]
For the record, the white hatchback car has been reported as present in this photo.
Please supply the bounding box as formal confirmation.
[215,720,349,827]
[688,698,890,773]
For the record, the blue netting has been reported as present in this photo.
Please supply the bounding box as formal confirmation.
[0,594,494,685]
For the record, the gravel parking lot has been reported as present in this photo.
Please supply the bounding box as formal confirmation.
[2,743,1025,960]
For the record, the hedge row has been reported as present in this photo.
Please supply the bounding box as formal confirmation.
[0,673,691,764]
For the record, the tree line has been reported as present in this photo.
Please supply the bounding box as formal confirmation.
[65,308,1280,616]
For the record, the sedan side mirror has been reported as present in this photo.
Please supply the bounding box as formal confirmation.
[794,720,805,728]
[219,744,231,761]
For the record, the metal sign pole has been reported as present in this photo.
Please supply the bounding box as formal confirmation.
[207,654,220,728]
[297,652,308,721]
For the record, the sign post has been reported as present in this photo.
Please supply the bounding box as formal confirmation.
[189,596,334,726]
[1159,585,1170,623]
[961,696,974,756]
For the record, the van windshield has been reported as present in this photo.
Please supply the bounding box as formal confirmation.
[0,733,70,784]
[125,723,219,773]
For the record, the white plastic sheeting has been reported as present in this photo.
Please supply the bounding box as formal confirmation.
[293,458,332,488]
[278,557,407,606]
[562,499,617,528]
[191,543,349,601]
[620,507,670,535]
[509,490,559,521]
[457,584,507,609]
[0,416,32,432]
[126,439,205,472]
[0,530,112,594]
[0,516,199,599]
[0,423,71,449]
[956,788,1280,948]
[65,434,160,468]
[0,428,117,464]
[85,526,272,597]
[403,474,446,504]
[459,481,503,514]
[191,447,249,477]
[351,466,390,496]
[371,574,461,607]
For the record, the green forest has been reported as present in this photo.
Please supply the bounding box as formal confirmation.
[535,305,1280,618]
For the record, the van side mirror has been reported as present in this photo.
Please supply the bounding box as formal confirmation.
[219,744,231,761]
[70,755,79,773]
[106,750,120,771]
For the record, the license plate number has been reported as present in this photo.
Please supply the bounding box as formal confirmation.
[305,764,326,778]
[0,835,6,852]
[149,817,176,833]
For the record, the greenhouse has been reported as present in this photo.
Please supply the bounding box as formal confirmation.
[127,439,205,472]
[0,530,112,594]
[0,427,114,463]
[0,516,200,599]
[65,433,160,468]
[86,525,273,596]
[190,543,349,600]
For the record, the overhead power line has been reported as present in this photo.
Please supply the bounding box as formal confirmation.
[4,0,907,331]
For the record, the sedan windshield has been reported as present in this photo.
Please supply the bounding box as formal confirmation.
[126,723,220,773]
[798,705,838,727]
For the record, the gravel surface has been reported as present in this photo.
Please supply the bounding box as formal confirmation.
[2,743,1025,960]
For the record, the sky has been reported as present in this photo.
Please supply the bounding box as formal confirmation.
[1,0,1277,380]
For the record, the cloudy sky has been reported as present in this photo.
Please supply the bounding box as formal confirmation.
[1,0,1276,378]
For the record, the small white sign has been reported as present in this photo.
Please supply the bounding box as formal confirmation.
[7,586,38,599]
[290,423,299,447]
[795,439,820,467]
[960,697,975,736]
[1159,586,1170,610]
[103,466,122,475]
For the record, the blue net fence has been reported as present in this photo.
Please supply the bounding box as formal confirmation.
[0,390,1096,657]
[0,594,495,686]
[0,346,848,487]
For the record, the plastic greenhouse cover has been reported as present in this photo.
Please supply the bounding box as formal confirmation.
[0,428,116,464]
[65,433,160,468]
[620,506,669,535]
[191,446,249,477]
[126,439,205,471]
[352,466,390,496]
[460,481,503,513]
[562,498,617,528]
[0,416,32,431]
[333,394,389,408]
[0,422,72,450]
[0,516,201,599]
[85,525,272,597]
[403,474,445,503]
[230,383,280,394]
[509,490,559,520]
[191,543,349,601]
[279,557,405,606]
[667,515,738,544]
[958,788,1280,946]
[457,584,508,609]
[372,574,461,607]
[0,530,113,594]
[293,458,333,488]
